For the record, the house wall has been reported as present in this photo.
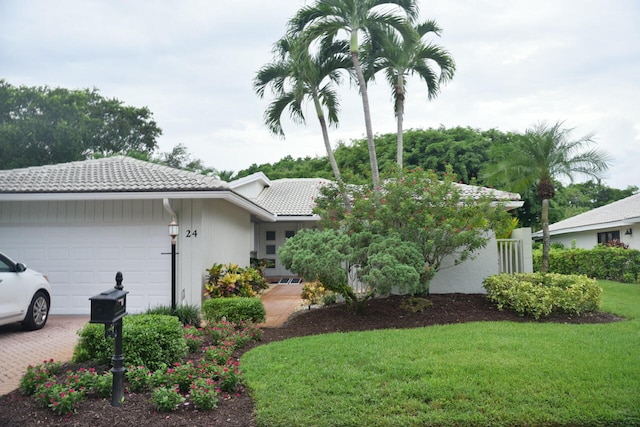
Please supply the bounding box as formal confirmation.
[256,221,316,278]
[550,225,637,250]
[428,233,499,294]
[172,199,253,307]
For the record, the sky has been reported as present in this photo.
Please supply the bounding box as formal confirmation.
[1,0,639,190]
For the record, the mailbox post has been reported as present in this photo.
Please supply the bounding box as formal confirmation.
[89,272,128,407]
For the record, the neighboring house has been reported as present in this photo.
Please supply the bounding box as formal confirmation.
[0,156,529,315]
[531,192,640,250]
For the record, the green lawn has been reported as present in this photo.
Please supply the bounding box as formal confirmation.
[242,281,640,427]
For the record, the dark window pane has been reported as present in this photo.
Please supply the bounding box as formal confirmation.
[266,231,276,241]
[285,230,296,238]
[266,245,276,255]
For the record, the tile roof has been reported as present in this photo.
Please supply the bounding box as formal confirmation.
[251,178,521,217]
[546,192,640,234]
[254,178,331,216]
[453,182,521,201]
[0,156,229,193]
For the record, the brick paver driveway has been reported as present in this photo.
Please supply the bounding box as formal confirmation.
[0,316,88,395]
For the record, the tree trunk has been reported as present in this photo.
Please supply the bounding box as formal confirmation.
[351,51,380,189]
[541,197,550,273]
[313,93,350,209]
[395,75,405,168]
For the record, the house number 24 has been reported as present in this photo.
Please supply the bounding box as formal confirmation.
[185,230,198,238]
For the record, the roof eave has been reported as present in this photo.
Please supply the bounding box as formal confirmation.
[0,190,277,222]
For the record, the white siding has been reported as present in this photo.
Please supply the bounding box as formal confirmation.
[0,200,173,315]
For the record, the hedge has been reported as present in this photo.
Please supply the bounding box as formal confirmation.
[533,246,640,283]
[202,297,266,324]
[483,272,602,319]
[73,314,188,371]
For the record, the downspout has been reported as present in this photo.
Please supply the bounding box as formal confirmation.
[163,198,178,221]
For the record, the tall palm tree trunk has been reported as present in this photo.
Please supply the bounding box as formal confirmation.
[541,197,550,273]
[352,50,380,189]
[313,93,351,208]
[395,75,405,168]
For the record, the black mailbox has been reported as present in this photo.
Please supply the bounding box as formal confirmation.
[89,288,128,324]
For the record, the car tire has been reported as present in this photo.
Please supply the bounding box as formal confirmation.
[21,291,50,331]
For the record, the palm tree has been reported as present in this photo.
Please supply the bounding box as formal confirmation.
[254,36,351,189]
[365,20,455,167]
[289,0,419,189]
[484,121,611,272]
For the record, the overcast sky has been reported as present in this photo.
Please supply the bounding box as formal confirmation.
[1,0,639,190]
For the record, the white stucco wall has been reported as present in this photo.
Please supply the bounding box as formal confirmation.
[428,234,499,294]
[174,199,253,307]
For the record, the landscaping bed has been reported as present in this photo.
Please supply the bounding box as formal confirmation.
[0,293,621,427]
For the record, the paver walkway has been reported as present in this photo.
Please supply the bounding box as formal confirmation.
[0,284,303,396]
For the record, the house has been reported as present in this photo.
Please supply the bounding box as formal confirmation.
[531,192,640,249]
[0,156,528,315]
[0,157,275,315]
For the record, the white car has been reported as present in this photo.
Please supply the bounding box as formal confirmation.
[0,252,52,330]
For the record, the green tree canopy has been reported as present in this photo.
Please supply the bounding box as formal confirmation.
[483,121,611,272]
[0,80,161,169]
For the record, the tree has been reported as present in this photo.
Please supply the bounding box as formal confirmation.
[254,35,351,195]
[286,167,510,307]
[483,121,611,272]
[289,0,419,189]
[0,80,161,169]
[365,20,455,167]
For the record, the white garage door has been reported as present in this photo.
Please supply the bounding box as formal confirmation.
[1,223,171,315]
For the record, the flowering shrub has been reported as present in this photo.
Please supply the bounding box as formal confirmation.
[203,263,268,298]
[189,378,220,410]
[203,319,263,347]
[151,386,185,412]
[165,361,197,393]
[34,382,84,415]
[203,343,235,366]
[19,359,61,396]
[126,365,153,392]
[183,325,205,353]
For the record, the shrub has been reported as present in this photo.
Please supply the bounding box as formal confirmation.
[145,304,202,327]
[203,263,269,298]
[19,359,61,396]
[73,315,188,371]
[483,273,602,319]
[151,386,185,412]
[189,378,219,410]
[533,246,640,283]
[301,280,330,306]
[34,382,84,415]
[126,365,153,392]
[202,297,266,324]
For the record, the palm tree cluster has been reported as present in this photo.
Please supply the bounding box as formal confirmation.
[254,0,456,190]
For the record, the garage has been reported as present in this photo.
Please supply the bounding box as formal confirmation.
[1,222,172,315]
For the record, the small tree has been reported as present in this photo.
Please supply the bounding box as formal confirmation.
[316,167,511,289]
[280,167,511,312]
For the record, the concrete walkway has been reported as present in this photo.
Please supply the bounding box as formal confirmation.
[0,284,303,396]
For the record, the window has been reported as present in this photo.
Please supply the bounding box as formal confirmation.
[264,259,276,269]
[266,244,276,255]
[285,230,296,239]
[266,231,276,241]
[597,230,620,245]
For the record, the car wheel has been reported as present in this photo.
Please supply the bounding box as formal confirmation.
[22,291,50,331]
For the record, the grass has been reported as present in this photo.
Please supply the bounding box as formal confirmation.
[242,281,640,427]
